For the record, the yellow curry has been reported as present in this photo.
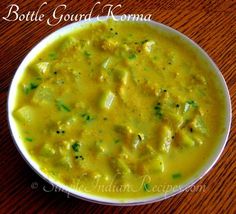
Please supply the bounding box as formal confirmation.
[13,20,226,199]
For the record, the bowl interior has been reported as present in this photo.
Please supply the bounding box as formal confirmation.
[7,16,232,205]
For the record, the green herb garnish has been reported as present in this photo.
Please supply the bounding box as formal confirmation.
[154,103,163,119]
[56,100,71,112]
[172,173,182,179]
[143,183,151,192]
[81,113,93,121]
[184,100,198,112]
[48,52,57,60]
[114,139,120,144]
[24,82,38,94]
[72,142,80,152]
[128,53,136,60]
[25,137,33,142]
[187,100,198,108]
[84,51,91,57]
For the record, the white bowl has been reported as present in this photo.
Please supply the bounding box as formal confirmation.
[7,16,232,205]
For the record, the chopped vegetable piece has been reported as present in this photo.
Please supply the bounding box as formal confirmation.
[100,90,115,110]
[184,100,198,112]
[193,135,204,145]
[184,102,190,112]
[175,130,195,147]
[114,125,133,137]
[60,36,77,51]
[148,156,165,173]
[58,155,72,168]
[13,105,36,123]
[111,158,131,175]
[141,145,156,158]
[167,112,184,129]
[133,133,144,149]
[40,144,55,156]
[92,141,106,154]
[191,115,207,134]
[102,58,111,69]
[32,85,52,105]
[143,40,155,53]
[32,62,50,75]
[101,39,118,51]
[158,125,172,153]
[115,69,129,85]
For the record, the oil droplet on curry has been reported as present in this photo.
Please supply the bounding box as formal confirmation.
[13,20,226,199]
